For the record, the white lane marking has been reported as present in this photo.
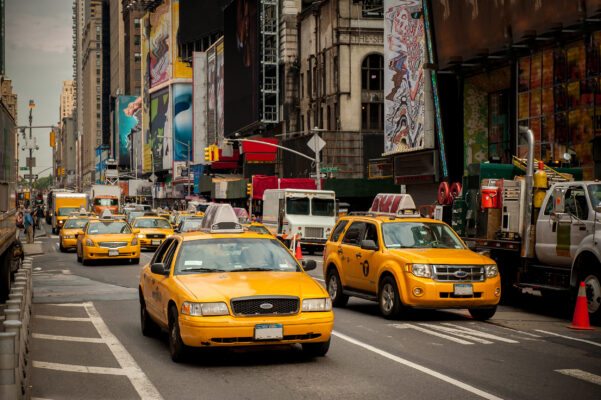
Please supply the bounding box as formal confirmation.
[419,323,493,344]
[535,330,601,348]
[556,369,601,386]
[55,244,59,250]
[33,333,104,343]
[33,361,126,375]
[488,323,542,338]
[440,323,520,344]
[392,323,474,345]
[45,303,86,307]
[332,330,503,400]
[31,397,54,400]
[83,302,163,399]
[34,315,90,322]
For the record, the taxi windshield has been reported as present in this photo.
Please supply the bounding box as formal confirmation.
[64,219,90,229]
[180,218,203,232]
[94,198,118,206]
[134,218,171,229]
[87,221,132,234]
[58,207,79,216]
[246,224,271,235]
[174,238,300,274]
[381,222,465,249]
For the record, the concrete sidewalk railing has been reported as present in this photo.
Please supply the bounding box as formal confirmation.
[0,256,33,400]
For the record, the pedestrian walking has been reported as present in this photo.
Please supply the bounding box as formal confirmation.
[24,208,34,244]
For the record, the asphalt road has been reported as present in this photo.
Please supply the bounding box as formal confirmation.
[28,223,601,400]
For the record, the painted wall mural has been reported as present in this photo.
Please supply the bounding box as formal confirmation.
[115,95,141,169]
[149,0,170,88]
[141,14,152,173]
[463,81,489,173]
[172,83,193,162]
[384,0,427,155]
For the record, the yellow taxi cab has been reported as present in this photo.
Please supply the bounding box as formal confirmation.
[242,222,273,236]
[139,204,333,362]
[323,193,501,320]
[131,216,174,249]
[59,216,98,252]
[76,217,141,265]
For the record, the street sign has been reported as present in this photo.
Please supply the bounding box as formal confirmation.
[309,173,326,178]
[181,168,188,177]
[149,173,157,183]
[307,134,326,154]
[23,174,38,180]
[321,167,339,173]
[26,157,36,167]
[19,167,28,171]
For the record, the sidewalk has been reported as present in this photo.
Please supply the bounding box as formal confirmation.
[20,223,48,256]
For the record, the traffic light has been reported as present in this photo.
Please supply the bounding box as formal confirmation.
[62,168,66,176]
[50,130,55,147]
[247,183,252,196]
[204,146,212,161]
[212,145,220,161]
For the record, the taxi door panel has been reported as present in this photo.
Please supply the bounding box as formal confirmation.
[156,239,180,325]
[353,223,380,293]
[339,222,366,288]
[144,239,175,321]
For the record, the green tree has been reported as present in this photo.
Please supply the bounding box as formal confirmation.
[35,175,53,191]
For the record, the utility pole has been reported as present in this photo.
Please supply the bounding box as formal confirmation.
[28,100,35,196]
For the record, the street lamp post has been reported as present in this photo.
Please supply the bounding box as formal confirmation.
[28,100,35,194]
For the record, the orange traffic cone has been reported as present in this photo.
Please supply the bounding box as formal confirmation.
[568,281,595,330]
[295,241,303,260]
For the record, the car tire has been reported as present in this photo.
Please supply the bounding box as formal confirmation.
[326,269,348,307]
[379,276,403,319]
[302,338,330,357]
[140,293,159,337]
[468,306,497,321]
[59,243,66,253]
[581,268,601,324]
[168,305,187,363]
[82,257,90,266]
[131,258,140,265]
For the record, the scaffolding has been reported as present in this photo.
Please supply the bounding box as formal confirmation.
[260,0,279,124]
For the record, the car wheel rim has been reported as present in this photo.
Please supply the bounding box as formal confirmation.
[328,276,338,299]
[381,283,394,313]
[584,274,601,314]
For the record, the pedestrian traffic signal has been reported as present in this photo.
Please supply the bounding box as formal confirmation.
[204,146,212,161]
[247,183,252,196]
[50,130,55,147]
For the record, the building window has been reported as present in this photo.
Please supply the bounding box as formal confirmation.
[96,103,101,110]
[96,60,100,66]
[361,103,383,131]
[97,139,101,146]
[134,86,141,96]
[96,35,100,41]
[300,73,304,99]
[362,0,383,18]
[96,51,100,58]
[96,26,100,32]
[96,113,100,119]
[362,54,383,91]
[96,86,100,93]
[96,78,100,84]
[134,52,141,62]
[96,121,100,127]
[134,35,140,46]
[96,130,101,137]
[134,18,140,27]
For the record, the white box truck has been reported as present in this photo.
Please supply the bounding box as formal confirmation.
[262,189,336,253]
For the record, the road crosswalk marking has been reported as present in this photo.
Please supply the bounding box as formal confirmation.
[33,333,104,343]
[536,329,601,348]
[556,369,601,386]
[392,322,521,345]
[34,315,90,322]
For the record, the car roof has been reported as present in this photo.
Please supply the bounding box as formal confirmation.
[175,230,275,242]
[338,214,443,224]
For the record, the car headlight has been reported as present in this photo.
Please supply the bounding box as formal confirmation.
[181,301,229,316]
[131,237,139,246]
[301,298,332,312]
[485,264,498,278]
[137,234,144,239]
[408,263,432,278]
[84,238,94,247]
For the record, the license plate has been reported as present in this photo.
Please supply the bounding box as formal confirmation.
[254,324,283,340]
[454,284,473,296]
[108,249,119,257]
[151,240,160,245]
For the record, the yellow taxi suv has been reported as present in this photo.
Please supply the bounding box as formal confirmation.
[59,217,97,252]
[132,216,174,249]
[139,204,333,362]
[323,193,501,320]
[76,219,141,265]
[242,222,273,236]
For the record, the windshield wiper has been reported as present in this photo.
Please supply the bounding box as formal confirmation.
[180,267,223,272]
[233,267,273,272]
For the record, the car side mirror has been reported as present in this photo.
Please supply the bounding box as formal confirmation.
[151,262,168,275]
[133,229,140,234]
[302,259,317,271]
[361,239,378,251]
[76,230,84,237]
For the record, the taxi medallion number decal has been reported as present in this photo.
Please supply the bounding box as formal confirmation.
[362,261,369,277]
[108,249,119,257]
[254,324,283,340]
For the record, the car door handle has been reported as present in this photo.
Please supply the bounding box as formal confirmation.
[337,249,343,254]
[356,253,362,258]
[579,226,586,231]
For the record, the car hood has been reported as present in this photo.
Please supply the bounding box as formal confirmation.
[138,228,174,234]
[387,248,494,265]
[175,271,327,302]
[89,233,134,242]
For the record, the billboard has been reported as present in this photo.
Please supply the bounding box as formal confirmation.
[172,83,193,162]
[115,95,141,169]
[171,0,193,79]
[224,0,259,136]
[216,40,224,144]
[384,0,431,155]
[149,0,170,88]
[193,51,209,164]
[207,42,217,145]
[141,14,152,173]
[150,87,171,171]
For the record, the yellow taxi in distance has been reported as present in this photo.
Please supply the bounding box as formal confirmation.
[323,194,501,320]
[76,219,141,265]
[242,222,273,236]
[132,216,174,249]
[59,216,97,252]
[139,204,333,362]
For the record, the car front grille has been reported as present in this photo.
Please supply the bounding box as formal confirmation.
[146,233,166,239]
[230,296,299,316]
[304,227,324,239]
[98,241,128,249]
[432,265,485,282]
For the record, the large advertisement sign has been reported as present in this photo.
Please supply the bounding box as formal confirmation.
[193,51,208,164]
[150,0,170,88]
[171,0,192,79]
[384,0,428,155]
[172,83,193,162]
[216,40,224,144]
[115,95,141,169]
[141,14,152,173]
[150,88,171,171]
[224,0,259,136]
[207,43,217,145]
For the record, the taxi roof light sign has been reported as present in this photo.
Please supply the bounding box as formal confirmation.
[201,204,244,233]
[99,209,113,219]
[369,193,418,217]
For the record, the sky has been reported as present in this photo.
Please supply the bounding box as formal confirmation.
[5,0,73,179]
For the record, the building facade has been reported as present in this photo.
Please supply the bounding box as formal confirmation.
[1,78,17,122]
[59,80,75,127]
